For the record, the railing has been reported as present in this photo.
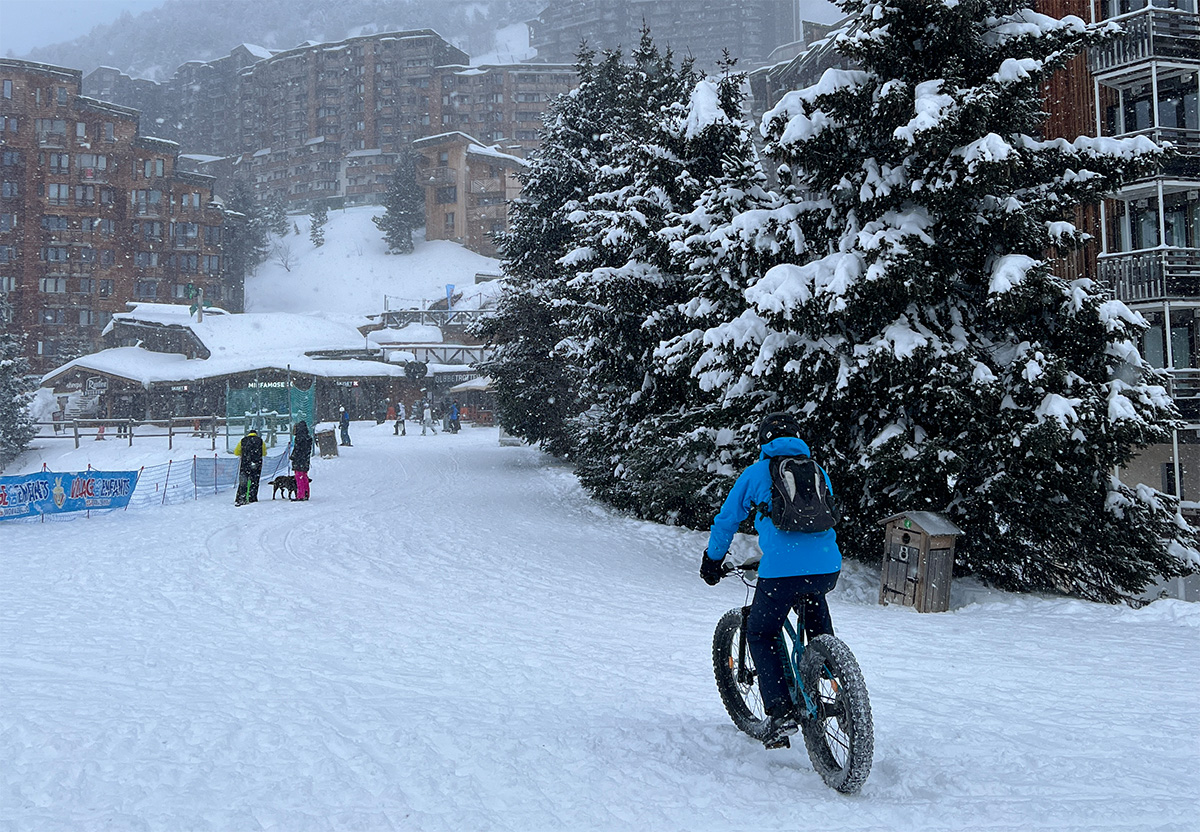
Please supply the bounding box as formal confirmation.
[35,415,231,451]
[1099,247,1200,302]
[1088,8,1200,76]
[1163,367,1200,403]
[425,166,458,186]
[470,177,503,194]
[379,307,490,329]
[1115,126,1200,179]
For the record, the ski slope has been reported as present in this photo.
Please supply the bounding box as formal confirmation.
[2,424,1197,831]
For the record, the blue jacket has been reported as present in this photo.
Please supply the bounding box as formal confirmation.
[706,436,842,579]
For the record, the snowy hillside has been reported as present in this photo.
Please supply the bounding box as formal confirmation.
[247,206,502,324]
[2,426,1197,830]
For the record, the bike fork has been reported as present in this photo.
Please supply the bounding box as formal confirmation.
[737,606,754,687]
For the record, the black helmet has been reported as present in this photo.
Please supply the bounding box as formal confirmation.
[758,411,802,445]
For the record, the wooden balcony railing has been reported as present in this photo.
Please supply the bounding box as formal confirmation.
[1088,8,1200,76]
[1099,247,1200,302]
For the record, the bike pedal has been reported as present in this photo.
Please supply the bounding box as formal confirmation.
[763,735,791,750]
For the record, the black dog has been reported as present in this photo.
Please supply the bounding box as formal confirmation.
[269,475,300,500]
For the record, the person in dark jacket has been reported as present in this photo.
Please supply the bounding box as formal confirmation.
[290,421,313,501]
[339,406,352,446]
[234,428,265,506]
[700,412,842,749]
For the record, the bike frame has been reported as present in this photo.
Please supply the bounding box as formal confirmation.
[737,603,820,720]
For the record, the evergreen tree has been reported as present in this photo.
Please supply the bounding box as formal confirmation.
[720,0,1196,599]
[479,45,621,456]
[309,203,328,247]
[223,179,270,282]
[265,192,290,237]
[373,153,425,254]
[0,297,36,472]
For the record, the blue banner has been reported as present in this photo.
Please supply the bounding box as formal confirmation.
[0,470,140,521]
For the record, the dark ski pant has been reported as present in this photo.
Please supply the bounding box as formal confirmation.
[235,467,261,504]
[746,571,839,716]
[339,425,351,446]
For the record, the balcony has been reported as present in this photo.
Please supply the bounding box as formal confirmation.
[469,177,503,195]
[1088,9,1200,80]
[1099,247,1200,302]
[425,166,457,186]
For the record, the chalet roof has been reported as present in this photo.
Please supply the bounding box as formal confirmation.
[877,512,964,537]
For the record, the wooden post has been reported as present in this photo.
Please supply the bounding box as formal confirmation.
[168,416,173,450]
[73,420,80,449]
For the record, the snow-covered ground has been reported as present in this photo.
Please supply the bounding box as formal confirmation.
[247,206,502,323]
[3,425,1197,831]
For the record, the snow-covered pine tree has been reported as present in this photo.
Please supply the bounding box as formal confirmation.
[373,153,425,254]
[265,192,290,237]
[737,0,1196,600]
[621,63,803,526]
[223,179,270,281]
[479,46,624,457]
[309,203,328,247]
[556,31,703,514]
[0,297,36,472]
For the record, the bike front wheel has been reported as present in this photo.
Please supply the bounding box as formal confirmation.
[797,634,874,794]
[711,609,771,740]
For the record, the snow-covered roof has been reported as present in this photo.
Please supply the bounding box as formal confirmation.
[42,346,411,388]
[877,511,963,537]
[107,306,370,357]
[466,144,527,167]
[239,43,274,59]
[367,324,443,345]
[448,376,492,394]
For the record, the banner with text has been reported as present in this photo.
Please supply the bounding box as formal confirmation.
[0,470,140,521]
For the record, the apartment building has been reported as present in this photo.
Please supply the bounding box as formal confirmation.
[0,58,232,375]
[412,132,525,257]
[529,0,802,71]
[429,63,575,158]
[1087,0,1199,503]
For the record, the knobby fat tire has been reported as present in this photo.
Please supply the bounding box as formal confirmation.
[797,634,875,794]
[711,609,771,740]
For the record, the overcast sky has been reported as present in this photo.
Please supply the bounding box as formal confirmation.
[0,0,166,57]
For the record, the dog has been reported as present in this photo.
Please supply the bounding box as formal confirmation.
[268,474,305,501]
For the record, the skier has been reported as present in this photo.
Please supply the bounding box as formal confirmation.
[421,402,436,436]
[234,427,265,506]
[700,412,842,749]
[449,399,461,434]
[339,406,352,446]
[394,400,407,435]
[290,420,313,501]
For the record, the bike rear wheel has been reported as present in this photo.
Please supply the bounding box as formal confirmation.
[797,634,874,794]
[711,609,771,740]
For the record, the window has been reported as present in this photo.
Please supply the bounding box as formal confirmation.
[76,122,87,138]
[103,122,114,141]
[79,247,96,263]
[75,184,95,205]
[0,212,15,231]
[1,150,19,166]
[142,158,164,178]
[2,117,16,132]
[78,277,94,293]
[47,183,69,204]
[133,189,162,213]
[173,253,198,272]
[444,211,455,234]
[100,188,113,205]
[41,246,69,262]
[204,225,221,245]
[134,280,158,299]
[173,222,198,243]
[1,181,17,198]
[41,215,69,231]
[48,152,69,173]
[35,118,66,135]
[56,86,67,105]
[2,80,11,99]
[100,249,115,266]
[40,277,67,293]
[42,308,67,324]
[0,245,14,263]
[137,221,163,240]
[79,309,97,326]
[204,255,220,274]
[0,275,15,292]
[436,185,457,204]
[134,251,159,268]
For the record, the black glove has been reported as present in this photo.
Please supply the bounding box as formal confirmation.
[700,552,725,586]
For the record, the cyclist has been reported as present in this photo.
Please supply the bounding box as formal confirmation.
[700,412,842,748]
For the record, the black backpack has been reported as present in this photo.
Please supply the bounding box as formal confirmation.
[762,455,838,533]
